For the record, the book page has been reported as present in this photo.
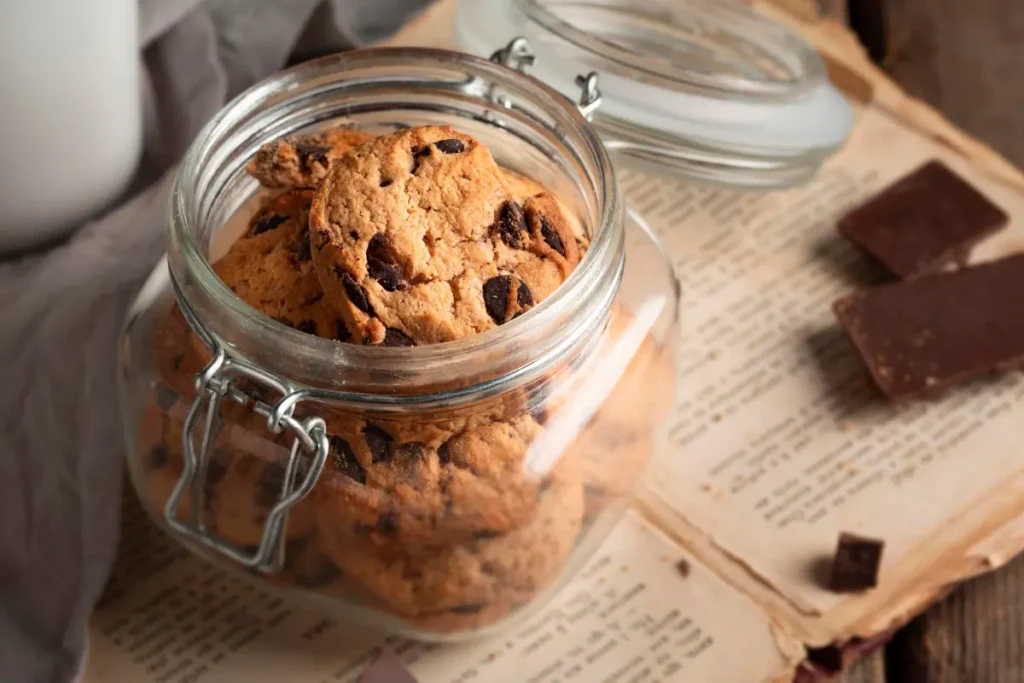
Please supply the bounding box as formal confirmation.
[83,501,802,683]
[632,103,1024,643]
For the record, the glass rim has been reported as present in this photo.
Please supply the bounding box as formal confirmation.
[167,46,625,400]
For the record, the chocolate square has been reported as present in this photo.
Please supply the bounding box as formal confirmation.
[829,532,884,592]
[838,160,1008,279]
[833,254,1024,402]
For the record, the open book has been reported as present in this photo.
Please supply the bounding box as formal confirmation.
[83,3,1024,682]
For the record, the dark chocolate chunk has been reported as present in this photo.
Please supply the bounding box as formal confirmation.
[294,142,331,168]
[155,383,178,413]
[434,138,466,154]
[365,234,403,292]
[828,532,884,592]
[450,603,486,614]
[516,281,533,308]
[483,275,514,324]
[292,231,312,262]
[251,213,289,236]
[833,254,1024,401]
[147,444,169,470]
[363,423,395,463]
[254,464,286,508]
[376,512,399,536]
[494,200,527,249]
[472,529,503,540]
[539,216,566,256]
[205,454,229,486]
[394,441,425,465]
[373,327,416,347]
[437,440,452,465]
[293,319,318,335]
[335,324,351,343]
[330,436,366,485]
[838,160,1008,279]
[337,269,374,314]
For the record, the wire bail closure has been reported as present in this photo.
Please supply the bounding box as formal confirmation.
[165,277,330,573]
[490,37,602,120]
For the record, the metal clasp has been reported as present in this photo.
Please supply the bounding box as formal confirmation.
[489,37,603,120]
[166,284,329,573]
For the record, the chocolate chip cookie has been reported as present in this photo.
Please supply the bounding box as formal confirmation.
[247,127,374,189]
[313,410,578,549]
[214,188,354,342]
[309,125,581,345]
[318,475,583,621]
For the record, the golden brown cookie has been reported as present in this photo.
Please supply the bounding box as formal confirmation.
[318,475,583,620]
[309,125,581,345]
[313,411,574,549]
[247,127,375,189]
[213,189,353,341]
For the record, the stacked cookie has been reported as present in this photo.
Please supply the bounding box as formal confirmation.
[140,124,651,632]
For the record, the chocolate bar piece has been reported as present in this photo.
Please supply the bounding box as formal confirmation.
[838,160,1008,279]
[828,532,884,592]
[833,254,1024,402]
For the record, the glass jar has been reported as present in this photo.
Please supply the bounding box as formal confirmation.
[118,47,679,641]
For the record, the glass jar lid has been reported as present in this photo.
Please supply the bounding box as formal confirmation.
[455,0,853,188]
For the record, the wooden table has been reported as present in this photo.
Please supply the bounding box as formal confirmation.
[392,2,1024,680]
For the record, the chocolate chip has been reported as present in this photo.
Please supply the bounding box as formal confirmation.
[254,464,285,507]
[336,269,374,314]
[450,603,486,614]
[315,229,331,247]
[363,423,394,463]
[483,275,515,324]
[294,142,331,168]
[292,231,312,262]
[517,281,533,307]
[829,532,884,592]
[293,320,317,335]
[379,179,393,188]
[494,200,527,249]
[349,230,359,240]
[206,455,229,485]
[539,216,566,256]
[294,560,342,589]
[147,444,169,470]
[411,145,431,174]
[372,328,416,347]
[366,234,403,292]
[251,213,289,236]
[434,138,465,154]
[473,529,503,540]
[437,440,452,465]
[330,436,366,484]
[155,384,177,412]
[376,512,399,536]
[335,324,351,343]
[394,441,425,465]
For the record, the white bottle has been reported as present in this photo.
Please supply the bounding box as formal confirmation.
[0,0,141,254]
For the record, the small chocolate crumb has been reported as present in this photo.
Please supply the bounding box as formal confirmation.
[376,512,399,536]
[829,532,884,592]
[147,444,169,470]
[450,603,486,614]
[437,440,452,465]
[675,558,691,578]
[473,529,503,540]
[379,178,393,188]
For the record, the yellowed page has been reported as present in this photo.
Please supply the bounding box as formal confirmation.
[633,103,1024,643]
[83,507,800,683]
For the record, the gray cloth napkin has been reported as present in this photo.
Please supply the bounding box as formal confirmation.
[0,1,431,681]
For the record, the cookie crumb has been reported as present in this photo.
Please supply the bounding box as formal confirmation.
[675,559,691,578]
